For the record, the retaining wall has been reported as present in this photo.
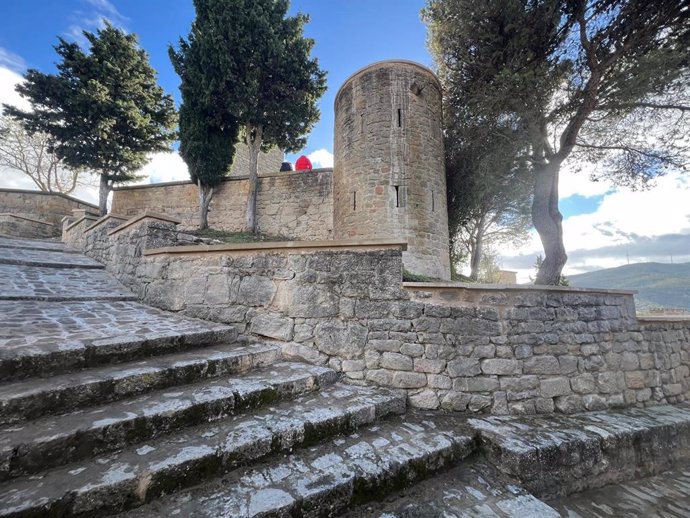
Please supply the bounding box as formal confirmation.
[65,216,690,415]
[111,169,333,240]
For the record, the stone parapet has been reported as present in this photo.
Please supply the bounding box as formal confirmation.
[69,216,690,416]
[0,213,56,238]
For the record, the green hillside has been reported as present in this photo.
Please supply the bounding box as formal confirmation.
[567,262,690,311]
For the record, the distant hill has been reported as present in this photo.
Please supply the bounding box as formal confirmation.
[567,262,690,311]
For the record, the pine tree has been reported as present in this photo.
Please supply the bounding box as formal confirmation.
[4,23,176,215]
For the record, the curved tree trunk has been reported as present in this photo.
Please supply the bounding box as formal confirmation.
[98,173,110,216]
[532,162,567,284]
[245,124,262,233]
[198,180,214,230]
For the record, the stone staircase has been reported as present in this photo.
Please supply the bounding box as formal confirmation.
[3,235,690,517]
[0,236,457,517]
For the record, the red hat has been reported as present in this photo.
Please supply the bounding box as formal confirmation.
[295,155,313,171]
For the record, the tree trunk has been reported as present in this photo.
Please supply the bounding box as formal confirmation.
[532,162,567,285]
[198,180,214,230]
[245,124,262,233]
[469,214,486,281]
[98,174,110,216]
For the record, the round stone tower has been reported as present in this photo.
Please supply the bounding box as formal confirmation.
[333,60,450,280]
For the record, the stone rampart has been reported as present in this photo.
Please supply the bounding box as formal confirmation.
[0,214,56,238]
[111,169,333,240]
[65,217,690,416]
[0,188,98,235]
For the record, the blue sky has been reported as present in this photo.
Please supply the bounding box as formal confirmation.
[1,0,689,279]
[0,0,432,162]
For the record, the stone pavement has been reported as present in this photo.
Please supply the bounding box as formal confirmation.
[2,235,690,517]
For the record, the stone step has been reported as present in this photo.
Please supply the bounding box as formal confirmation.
[116,415,473,518]
[0,361,338,481]
[0,264,137,302]
[0,342,280,424]
[468,404,690,500]
[0,246,104,269]
[0,384,406,517]
[0,301,237,382]
[345,458,560,518]
[0,236,71,252]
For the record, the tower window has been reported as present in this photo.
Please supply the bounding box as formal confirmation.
[432,191,435,212]
[394,186,407,208]
[397,109,402,128]
[353,191,357,211]
[360,113,365,133]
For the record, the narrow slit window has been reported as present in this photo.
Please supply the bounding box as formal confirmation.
[360,113,365,133]
[397,109,402,128]
[394,186,400,207]
[394,186,407,208]
[431,191,435,212]
[353,191,357,211]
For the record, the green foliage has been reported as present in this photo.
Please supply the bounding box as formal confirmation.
[424,0,690,285]
[4,23,176,187]
[183,0,327,153]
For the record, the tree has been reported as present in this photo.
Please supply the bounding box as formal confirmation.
[185,0,327,233]
[424,0,690,284]
[170,26,240,230]
[4,23,176,215]
[444,116,533,280]
[477,246,504,284]
[0,115,84,194]
[532,255,569,286]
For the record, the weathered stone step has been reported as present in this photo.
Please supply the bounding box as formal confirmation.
[345,458,560,518]
[0,342,279,424]
[0,264,137,302]
[0,236,70,252]
[116,415,473,518]
[0,301,237,382]
[468,404,690,500]
[0,361,338,481]
[0,246,104,269]
[0,384,405,517]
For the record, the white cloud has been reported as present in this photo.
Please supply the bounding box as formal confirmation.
[66,0,129,47]
[0,65,30,113]
[307,148,334,169]
[501,170,690,283]
[558,161,615,199]
[0,48,27,74]
[132,152,189,185]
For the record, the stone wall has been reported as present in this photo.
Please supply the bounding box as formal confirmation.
[0,214,56,238]
[66,217,690,416]
[112,169,333,240]
[229,144,284,177]
[0,188,98,230]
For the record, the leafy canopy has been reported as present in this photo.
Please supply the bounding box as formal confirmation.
[4,22,177,183]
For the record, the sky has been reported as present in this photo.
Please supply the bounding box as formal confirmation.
[1,0,689,281]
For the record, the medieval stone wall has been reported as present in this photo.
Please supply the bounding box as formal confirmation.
[333,61,451,280]
[112,169,333,240]
[0,188,98,229]
[66,216,690,416]
[228,144,284,176]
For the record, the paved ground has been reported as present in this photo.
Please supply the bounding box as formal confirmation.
[550,465,690,517]
[0,263,135,300]
[0,235,67,251]
[0,245,103,268]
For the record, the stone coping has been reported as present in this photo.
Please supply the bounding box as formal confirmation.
[0,213,55,227]
[65,213,99,233]
[108,212,182,236]
[112,168,333,191]
[0,187,98,209]
[403,281,637,296]
[144,238,408,257]
[335,59,442,106]
[84,213,129,233]
[637,315,690,322]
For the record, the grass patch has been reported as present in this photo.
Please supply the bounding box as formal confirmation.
[190,228,291,244]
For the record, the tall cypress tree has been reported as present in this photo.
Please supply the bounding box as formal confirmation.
[4,23,176,215]
[179,0,327,233]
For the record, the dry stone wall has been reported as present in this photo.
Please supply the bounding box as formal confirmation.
[0,214,56,238]
[0,188,97,233]
[112,169,333,240]
[67,218,690,416]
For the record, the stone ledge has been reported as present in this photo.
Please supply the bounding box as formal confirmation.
[65,213,99,233]
[112,168,333,191]
[403,282,637,296]
[84,213,128,234]
[638,315,690,322]
[144,238,408,257]
[0,187,98,210]
[0,213,55,227]
[108,211,182,236]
